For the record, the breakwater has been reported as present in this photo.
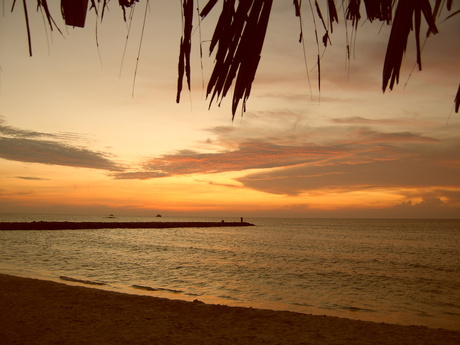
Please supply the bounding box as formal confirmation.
[0,221,254,230]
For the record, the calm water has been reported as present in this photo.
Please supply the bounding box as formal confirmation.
[1,214,459,330]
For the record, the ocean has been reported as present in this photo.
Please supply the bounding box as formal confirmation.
[0,214,459,330]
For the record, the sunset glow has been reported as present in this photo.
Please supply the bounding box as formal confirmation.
[1,2,459,218]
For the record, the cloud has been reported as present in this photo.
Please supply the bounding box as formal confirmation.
[112,171,169,180]
[113,114,452,187]
[196,179,244,190]
[395,189,460,208]
[0,120,123,172]
[113,139,342,179]
[0,116,85,142]
[234,127,459,196]
[98,93,459,219]
[15,176,50,181]
[237,155,460,196]
[230,123,459,196]
[331,116,423,126]
[389,195,460,218]
[341,127,440,145]
[395,198,443,209]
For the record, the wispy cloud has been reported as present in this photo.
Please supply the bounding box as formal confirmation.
[388,194,460,218]
[0,119,123,172]
[340,128,440,145]
[113,139,343,179]
[237,154,460,196]
[15,176,50,181]
[114,115,448,185]
[235,125,460,196]
[331,116,422,126]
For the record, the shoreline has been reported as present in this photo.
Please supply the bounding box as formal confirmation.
[1,274,459,345]
[0,221,254,230]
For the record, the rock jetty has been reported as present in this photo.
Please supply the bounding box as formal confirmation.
[0,221,254,230]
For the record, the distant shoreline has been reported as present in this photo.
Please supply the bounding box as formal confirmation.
[0,221,255,230]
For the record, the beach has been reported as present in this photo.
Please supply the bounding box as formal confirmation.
[1,274,459,345]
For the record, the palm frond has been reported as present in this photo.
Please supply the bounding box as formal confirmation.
[293,0,301,17]
[346,0,361,29]
[38,0,61,33]
[204,0,273,118]
[177,0,194,103]
[119,0,139,21]
[442,8,460,21]
[22,0,32,56]
[200,0,219,18]
[363,0,392,23]
[61,0,89,27]
[327,0,339,32]
[10,0,459,118]
[382,0,438,92]
[455,84,460,113]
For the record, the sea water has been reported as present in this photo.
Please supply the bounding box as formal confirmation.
[0,214,459,330]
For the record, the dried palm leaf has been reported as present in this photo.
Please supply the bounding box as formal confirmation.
[132,1,149,97]
[455,84,460,113]
[432,0,442,18]
[10,0,459,117]
[22,0,32,56]
[38,0,61,33]
[382,0,438,92]
[327,0,339,32]
[443,8,460,21]
[230,0,272,117]
[363,0,392,23]
[293,0,301,17]
[18,0,63,56]
[61,0,89,27]
[200,0,219,17]
[90,0,98,15]
[346,0,361,29]
[119,0,139,21]
[101,0,110,21]
[202,0,273,118]
[207,1,254,108]
[177,0,194,103]
[315,1,330,37]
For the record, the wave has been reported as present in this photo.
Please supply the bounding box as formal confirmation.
[59,275,106,286]
[132,284,183,294]
[336,305,377,313]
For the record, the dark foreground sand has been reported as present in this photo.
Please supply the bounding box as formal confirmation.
[0,274,459,345]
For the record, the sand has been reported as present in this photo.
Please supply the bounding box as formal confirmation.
[0,274,459,345]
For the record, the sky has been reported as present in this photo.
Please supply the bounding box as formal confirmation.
[1,1,459,218]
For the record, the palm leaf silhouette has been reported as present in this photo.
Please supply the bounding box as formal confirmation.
[455,84,460,113]
[13,0,460,115]
[382,0,438,92]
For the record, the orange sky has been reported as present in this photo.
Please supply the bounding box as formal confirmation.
[1,2,459,218]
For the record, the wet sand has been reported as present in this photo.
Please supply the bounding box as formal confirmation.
[0,274,459,345]
[0,221,254,230]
